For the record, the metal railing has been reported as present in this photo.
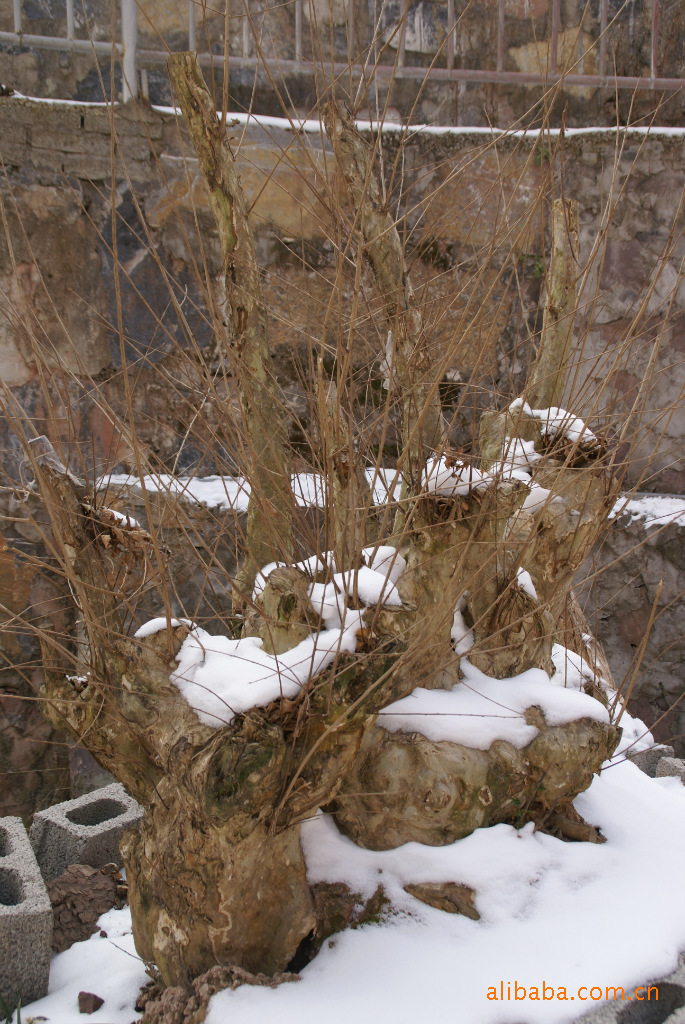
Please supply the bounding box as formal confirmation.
[2,0,684,104]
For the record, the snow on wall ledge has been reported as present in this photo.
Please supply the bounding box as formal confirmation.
[11,93,685,138]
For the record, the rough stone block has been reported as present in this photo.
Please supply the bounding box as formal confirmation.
[29,783,143,882]
[656,757,685,784]
[626,744,675,777]
[0,816,52,1006]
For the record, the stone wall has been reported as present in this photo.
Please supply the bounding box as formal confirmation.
[577,502,685,759]
[0,95,684,818]
[1,97,683,485]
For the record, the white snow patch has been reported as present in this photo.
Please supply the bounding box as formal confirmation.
[21,905,148,1024]
[206,764,685,1024]
[308,566,403,629]
[509,397,534,417]
[362,544,406,583]
[252,553,336,600]
[550,642,601,691]
[451,606,474,656]
[144,100,685,139]
[101,506,140,527]
[490,436,541,483]
[103,472,252,510]
[101,470,403,511]
[171,619,362,727]
[516,568,538,600]
[423,455,492,496]
[507,401,596,444]
[138,546,404,725]
[610,494,685,529]
[500,437,541,474]
[550,644,655,762]
[521,482,553,511]
[134,616,193,638]
[532,406,596,444]
[364,467,403,504]
[11,95,685,140]
[377,657,609,749]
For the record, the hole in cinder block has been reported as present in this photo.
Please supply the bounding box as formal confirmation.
[0,828,9,857]
[65,798,127,827]
[0,868,24,906]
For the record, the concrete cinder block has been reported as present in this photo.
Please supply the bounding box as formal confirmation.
[656,757,685,784]
[626,744,675,777]
[0,816,52,1006]
[29,783,143,882]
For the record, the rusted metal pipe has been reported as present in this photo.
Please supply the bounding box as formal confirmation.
[136,47,685,92]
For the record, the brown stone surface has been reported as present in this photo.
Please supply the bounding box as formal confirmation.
[136,965,299,1024]
[577,509,685,757]
[78,991,105,1014]
[48,864,121,953]
[404,881,480,919]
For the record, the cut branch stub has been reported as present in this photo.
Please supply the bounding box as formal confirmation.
[167,52,293,588]
[322,101,445,490]
[528,198,579,410]
[479,198,579,466]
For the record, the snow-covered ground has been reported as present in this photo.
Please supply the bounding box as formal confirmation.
[22,541,685,1024]
[26,479,681,1024]
[22,756,685,1024]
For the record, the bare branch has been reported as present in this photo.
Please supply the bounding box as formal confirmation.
[167,52,294,586]
[322,101,445,490]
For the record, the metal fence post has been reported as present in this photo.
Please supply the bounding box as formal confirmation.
[189,0,197,50]
[121,0,139,101]
[242,0,250,58]
[295,0,302,60]
[496,0,504,72]
[650,0,659,81]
